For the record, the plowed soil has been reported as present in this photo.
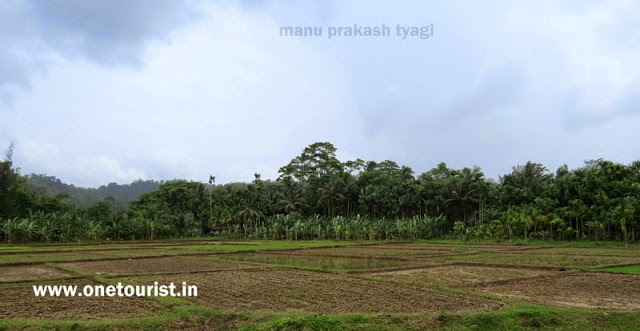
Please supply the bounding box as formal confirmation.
[217,253,418,271]
[0,248,215,265]
[431,252,640,268]
[365,264,558,288]
[0,279,160,319]
[475,271,640,309]
[0,265,73,281]
[123,268,504,313]
[60,256,263,275]
[385,243,549,252]
[290,246,465,258]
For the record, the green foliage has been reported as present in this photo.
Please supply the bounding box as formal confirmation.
[26,174,161,207]
[3,142,640,243]
[603,265,640,274]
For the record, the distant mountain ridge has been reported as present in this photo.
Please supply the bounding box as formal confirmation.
[25,174,162,206]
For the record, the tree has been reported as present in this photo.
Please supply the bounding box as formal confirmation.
[278,142,342,181]
[0,143,20,218]
[317,176,346,218]
[278,179,306,213]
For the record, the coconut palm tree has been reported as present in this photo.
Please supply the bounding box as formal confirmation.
[317,176,346,218]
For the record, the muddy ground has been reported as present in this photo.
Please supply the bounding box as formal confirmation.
[474,270,640,310]
[123,268,504,313]
[0,265,73,281]
[60,256,264,275]
[365,264,559,288]
[2,241,640,320]
[0,279,161,319]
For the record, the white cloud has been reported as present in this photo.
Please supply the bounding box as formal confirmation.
[3,1,640,187]
[13,140,145,186]
[70,156,146,185]
[504,0,640,118]
[4,2,360,186]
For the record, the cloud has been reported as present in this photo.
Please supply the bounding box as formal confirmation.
[0,0,198,102]
[503,0,640,129]
[2,0,640,186]
[13,140,145,186]
[4,2,360,186]
[26,0,199,66]
[70,156,146,185]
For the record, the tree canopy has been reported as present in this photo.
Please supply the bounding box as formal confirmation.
[2,142,640,243]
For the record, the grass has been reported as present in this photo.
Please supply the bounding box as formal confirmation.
[0,246,30,251]
[214,253,413,271]
[602,265,640,274]
[530,247,640,256]
[435,304,640,331]
[0,248,205,265]
[418,238,640,248]
[3,239,640,330]
[436,251,640,268]
[159,240,358,252]
[3,304,640,331]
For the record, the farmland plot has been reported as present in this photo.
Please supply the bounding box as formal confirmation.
[2,240,640,329]
[122,268,504,313]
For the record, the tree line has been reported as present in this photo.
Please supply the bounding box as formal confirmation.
[1,142,639,243]
[26,174,161,207]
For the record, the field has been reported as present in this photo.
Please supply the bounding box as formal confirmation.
[1,240,640,330]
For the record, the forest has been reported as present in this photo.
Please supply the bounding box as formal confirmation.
[1,141,639,244]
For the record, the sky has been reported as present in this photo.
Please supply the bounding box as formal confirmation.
[1,0,639,187]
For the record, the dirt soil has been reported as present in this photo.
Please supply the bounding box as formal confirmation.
[123,268,504,313]
[0,265,73,281]
[351,245,456,252]
[365,264,558,288]
[218,253,422,271]
[292,246,468,258]
[0,248,218,266]
[23,240,258,248]
[387,243,552,252]
[61,256,262,275]
[475,271,640,309]
[0,279,161,319]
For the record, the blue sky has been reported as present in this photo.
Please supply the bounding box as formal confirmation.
[1,0,639,186]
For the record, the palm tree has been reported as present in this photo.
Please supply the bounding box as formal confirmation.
[513,162,549,189]
[278,182,306,213]
[445,180,479,224]
[208,174,215,227]
[236,191,265,235]
[365,161,378,172]
[317,176,346,218]
[400,166,414,181]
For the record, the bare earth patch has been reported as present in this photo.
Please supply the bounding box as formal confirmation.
[60,256,261,275]
[387,243,545,252]
[0,279,161,319]
[218,253,419,271]
[0,265,73,281]
[365,265,557,288]
[291,246,466,259]
[475,271,640,309]
[0,248,212,265]
[123,268,504,313]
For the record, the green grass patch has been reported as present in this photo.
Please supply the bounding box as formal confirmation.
[0,246,30,251]
[437,252,640,268]
[437,304,640,331]
[233,306,640,331]
[533,247,640,256]
[215,253,413,271]
[160,240,357,252]
[417,238,638,248]
[602,265,640,274]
